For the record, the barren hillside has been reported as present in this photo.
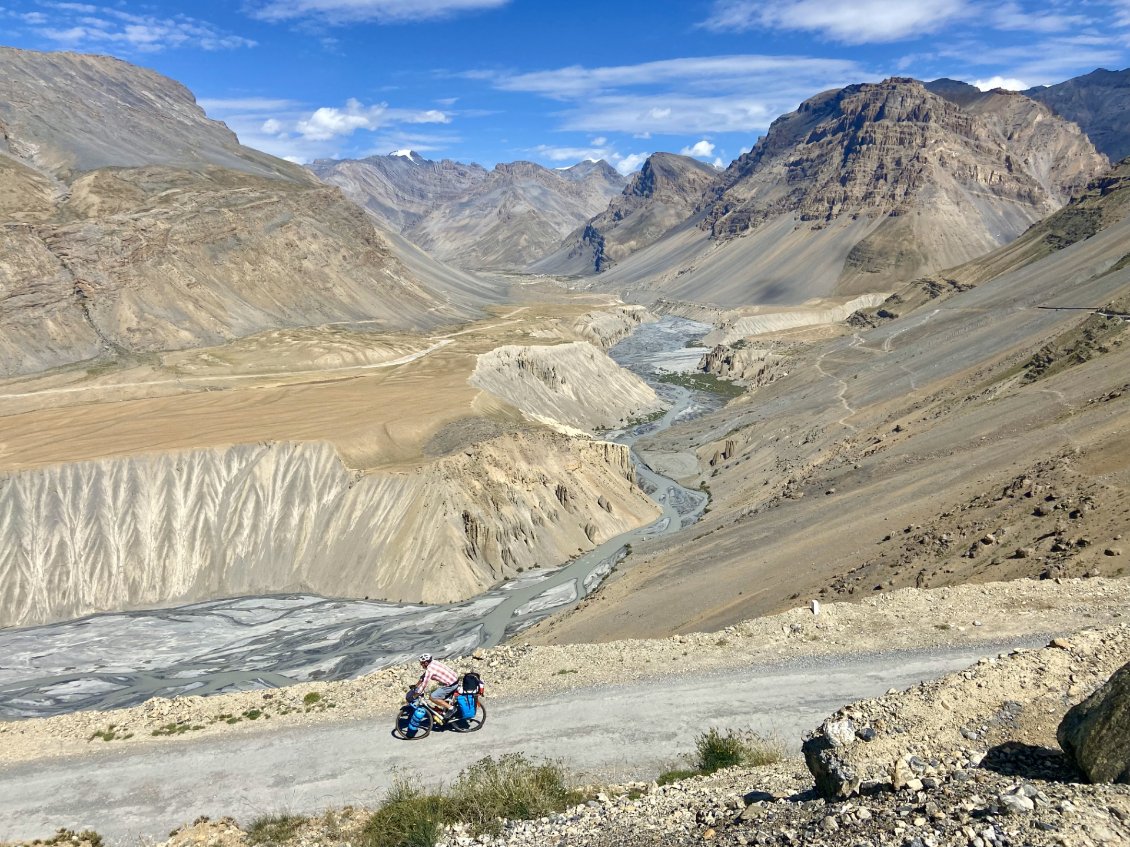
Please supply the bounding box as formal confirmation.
[0,48,502,377]
[313,154,625,271]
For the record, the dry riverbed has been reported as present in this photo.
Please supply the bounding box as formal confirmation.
[1,576,1125,766]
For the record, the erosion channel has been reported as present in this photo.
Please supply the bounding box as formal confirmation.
[0,318,715,720]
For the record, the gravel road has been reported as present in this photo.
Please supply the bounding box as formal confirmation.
[0,641,1043,845]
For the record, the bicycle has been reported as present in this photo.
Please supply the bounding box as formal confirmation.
[393,687,486,739]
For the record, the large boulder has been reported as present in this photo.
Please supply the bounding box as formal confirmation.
[1057,659,1130,783]
[802,718,862,798]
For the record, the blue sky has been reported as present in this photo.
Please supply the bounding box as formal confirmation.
[3,1,1130,173]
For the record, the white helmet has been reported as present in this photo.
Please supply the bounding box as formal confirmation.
[419,653,432,663]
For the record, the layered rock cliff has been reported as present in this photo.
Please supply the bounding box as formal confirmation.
[0,435,660,628]
[1024,68,1130,164]
[590,78,1108,306]
[705,78,1106,283]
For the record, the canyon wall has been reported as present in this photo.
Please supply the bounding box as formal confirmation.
[0,434,659,627]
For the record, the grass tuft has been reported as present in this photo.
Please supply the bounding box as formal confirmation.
[361,778,451,847]
[359,755,583,847]
[247,813,306,845]
[447,753,583,836]
[695,728,787,772]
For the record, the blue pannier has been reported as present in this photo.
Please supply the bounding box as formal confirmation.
[456,693,477,719]
[407,704,429,731]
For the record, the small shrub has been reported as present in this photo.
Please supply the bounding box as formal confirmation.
[244,709,263,720]
[362,778,450,847]
[695,728,786,772]
[303,692,321,705]
[447,753,582,836]
[247,813,306,845]
[555,668,578,675]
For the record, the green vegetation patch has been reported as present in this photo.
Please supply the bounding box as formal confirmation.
[657,728,787,785]
[657,371,745,398]
[1043,207,1103,252]
[360,754,583,847]
[248,813,307,845]
[88,725,133,742]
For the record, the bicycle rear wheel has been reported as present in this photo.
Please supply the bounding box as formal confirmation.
[449,701,486,733]
[394,705,433,739]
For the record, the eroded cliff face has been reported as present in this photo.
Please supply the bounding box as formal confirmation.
[470,342,664,432]
[569,305,657,349]
[0,434,659,628]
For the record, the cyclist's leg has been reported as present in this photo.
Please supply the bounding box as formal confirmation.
[431,682,459,711]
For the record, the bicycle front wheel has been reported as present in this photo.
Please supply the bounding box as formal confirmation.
[394,706,433,739]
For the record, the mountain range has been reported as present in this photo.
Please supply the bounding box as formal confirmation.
[311,153,624,270]
[0,47,501,378]
[309,75,1121,312]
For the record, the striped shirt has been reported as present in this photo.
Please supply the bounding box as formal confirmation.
[418,659,458,691]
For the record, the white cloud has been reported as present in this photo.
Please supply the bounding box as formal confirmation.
[616,152,651,174]
[972,75,1029,91]
[28,3,255,52]
[249,0,510,24]
[201,96,456,163]
[681,139,716,158]
[487,54,868,137]
[702,0,970,44]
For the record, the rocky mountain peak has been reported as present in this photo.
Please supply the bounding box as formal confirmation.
[706,75,1106,241]
[559,159,621,183]
[1025,67,1130,163]
[628,152,717,199]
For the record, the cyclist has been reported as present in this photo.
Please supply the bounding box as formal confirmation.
[414,653,460,715]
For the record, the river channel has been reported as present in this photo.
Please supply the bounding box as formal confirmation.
[0,317,719,719]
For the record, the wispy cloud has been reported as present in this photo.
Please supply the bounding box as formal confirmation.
[484,54,869,137]
[701,0,1129,48]
[248,0,510,24]
[702,0,971,44]
[23,2,256,52]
